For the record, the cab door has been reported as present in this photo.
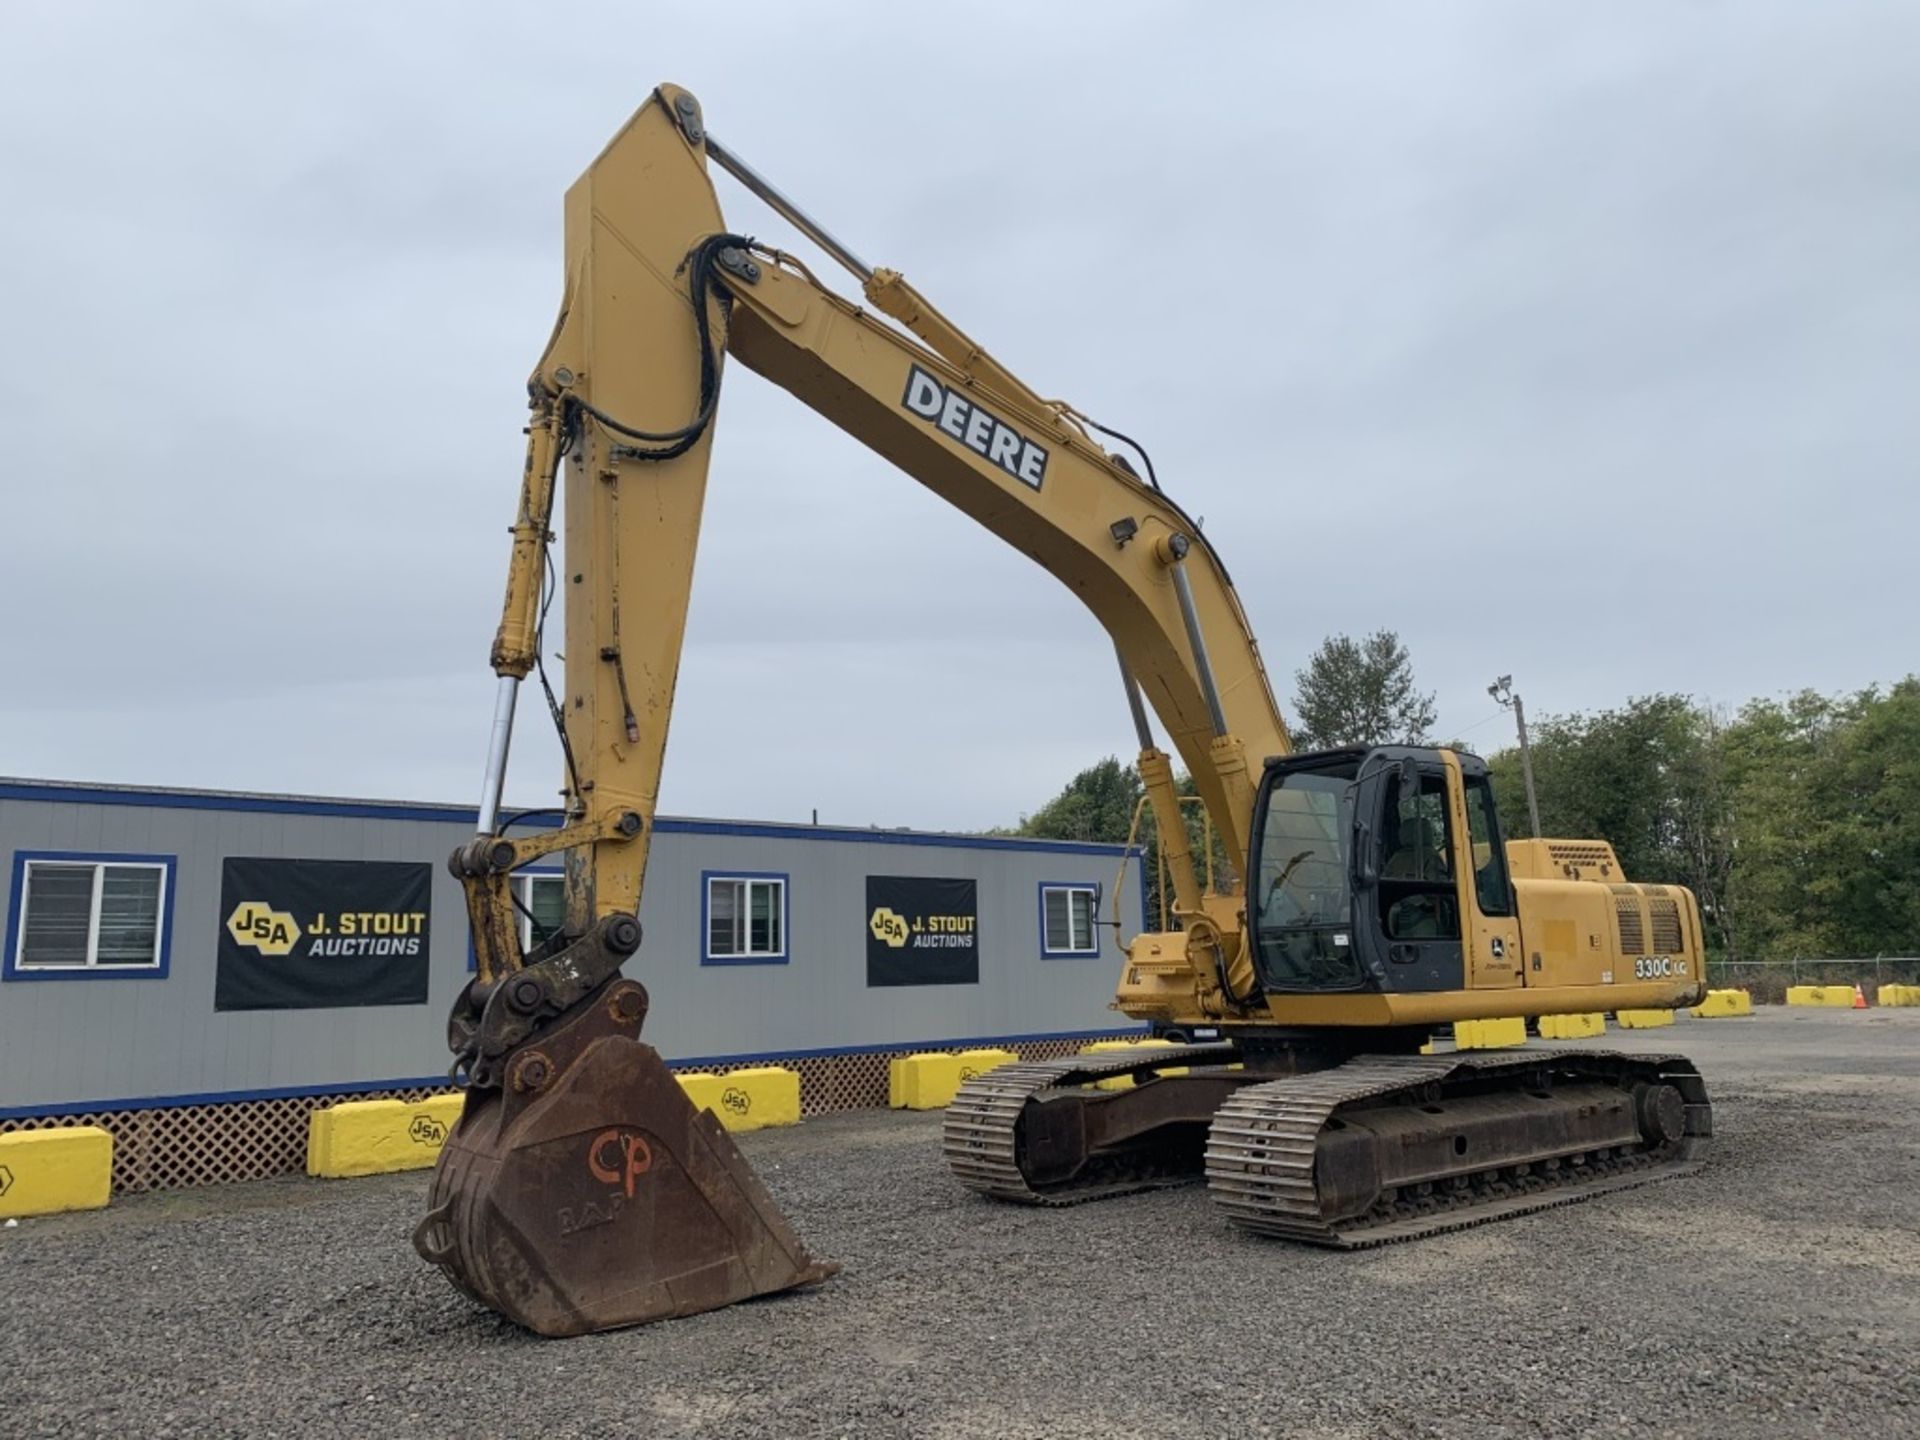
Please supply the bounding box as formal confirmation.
[1442,750,1523,990]
[1367,758,1466,992]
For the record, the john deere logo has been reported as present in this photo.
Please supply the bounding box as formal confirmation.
[900,365,1049,488]
[227,901,302,957]
[959,1066,979,1082]
[0,1164,12,1197]
[869,906,909,948]
[408,1115,448,1146]
[722,1087,752,1116]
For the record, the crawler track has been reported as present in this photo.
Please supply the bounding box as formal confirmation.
[942,1044,1239,1204]
[1204,1050,1711,1247]
[947,1044,1712,1247]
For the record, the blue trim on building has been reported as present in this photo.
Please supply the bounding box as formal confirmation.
[0,780,1140,859]
[0,1023,1150,1120]
[0,1073,457,1120]
[4,850,177,982]
[700,869,790,966]
[1036,880,1102,960]
[0,781,477,825]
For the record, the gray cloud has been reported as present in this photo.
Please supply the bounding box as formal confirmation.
[3,2,1913,827]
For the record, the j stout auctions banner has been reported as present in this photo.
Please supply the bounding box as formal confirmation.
[866,875,978,987]
[215,858,431,1011]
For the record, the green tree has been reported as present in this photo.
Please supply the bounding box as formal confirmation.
[1486,695,1739,954]
[1013,757,1141,844]
[1722,681,1920,959]
[1486,695,1700,883]
[1291,631,1436,750]
[1017,678,1920,966]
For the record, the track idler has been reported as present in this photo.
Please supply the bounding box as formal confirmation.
[413,968,837,1336]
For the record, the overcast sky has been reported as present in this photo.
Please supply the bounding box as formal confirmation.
[2,2,1913,830]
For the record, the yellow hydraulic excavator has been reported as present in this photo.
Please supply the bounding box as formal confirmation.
[412,85,1713,1335]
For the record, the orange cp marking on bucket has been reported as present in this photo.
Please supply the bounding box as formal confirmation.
[588,1128,654,1198]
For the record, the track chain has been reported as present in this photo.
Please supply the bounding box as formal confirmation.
[942,1044,1237,1205]
[1204,1049,1711,1248]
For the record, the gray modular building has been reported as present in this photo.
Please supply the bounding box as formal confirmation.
[0,778,1144,1138]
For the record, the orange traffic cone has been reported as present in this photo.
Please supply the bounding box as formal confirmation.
[1853,983,1869,1009]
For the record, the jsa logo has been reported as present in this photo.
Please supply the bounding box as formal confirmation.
[227,901,302,956]
[901,366,1048,489]
[869,906,910,949]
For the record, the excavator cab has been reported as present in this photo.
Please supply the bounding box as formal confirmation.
[1248,746,1510,996]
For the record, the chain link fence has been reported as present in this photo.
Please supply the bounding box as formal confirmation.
[1704,955,1920,1005]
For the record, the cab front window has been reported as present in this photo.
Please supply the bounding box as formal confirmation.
[1252,765,1361,990]
[1256,772,1351,931]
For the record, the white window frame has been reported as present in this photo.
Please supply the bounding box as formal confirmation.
[1040,883,1100,959]
[703,872,789,965]
[510,871,569,952]
[9,855,172,976]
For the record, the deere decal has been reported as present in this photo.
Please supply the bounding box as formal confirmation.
[866,875,978,987]
[214,857,431,1011]
[900,365,1049,489]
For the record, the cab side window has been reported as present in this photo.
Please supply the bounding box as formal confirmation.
[1382,774,1451,881]
[1379,772,1460,941]
[1464,775,1515,918]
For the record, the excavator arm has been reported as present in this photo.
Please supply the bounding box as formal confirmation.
[465,84,1290,1015]
[421,83,1291,1338]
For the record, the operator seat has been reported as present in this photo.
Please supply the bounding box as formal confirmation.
[1383,816,1445,881]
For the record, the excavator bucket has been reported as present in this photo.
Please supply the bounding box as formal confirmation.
[413,976,837,1337]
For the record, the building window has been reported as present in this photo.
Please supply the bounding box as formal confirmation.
[512,872,569,951]
[5,852,175,980]
[703,872,788,965]
[1040,883,1099,958]
[466,871,569,972]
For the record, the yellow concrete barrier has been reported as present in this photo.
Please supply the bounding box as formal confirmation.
[1878,984,1920,1008]
[954,1048,1018,1084]
[0,1126,113,1218]
[888,1053,938,1109]
[887,1049,1016,1110]
[1080,1038,1176,1055]
[1453,1018,1528,1050]
[305,1095,464,1178]
[1615,1008,1675,1029]
[1538,1012,1606,1040]
[679,1067,801,1131]
[1690,989,1754,1018]
[1785,985,1856,1008]
[1082,1037,1184,1089]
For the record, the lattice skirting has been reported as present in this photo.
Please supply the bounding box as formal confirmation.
[0,1032,1135,1195]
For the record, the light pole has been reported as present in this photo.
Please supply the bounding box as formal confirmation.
[1488,675,1542,840]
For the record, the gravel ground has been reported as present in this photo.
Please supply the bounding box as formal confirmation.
[5,1007,1919,1440]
